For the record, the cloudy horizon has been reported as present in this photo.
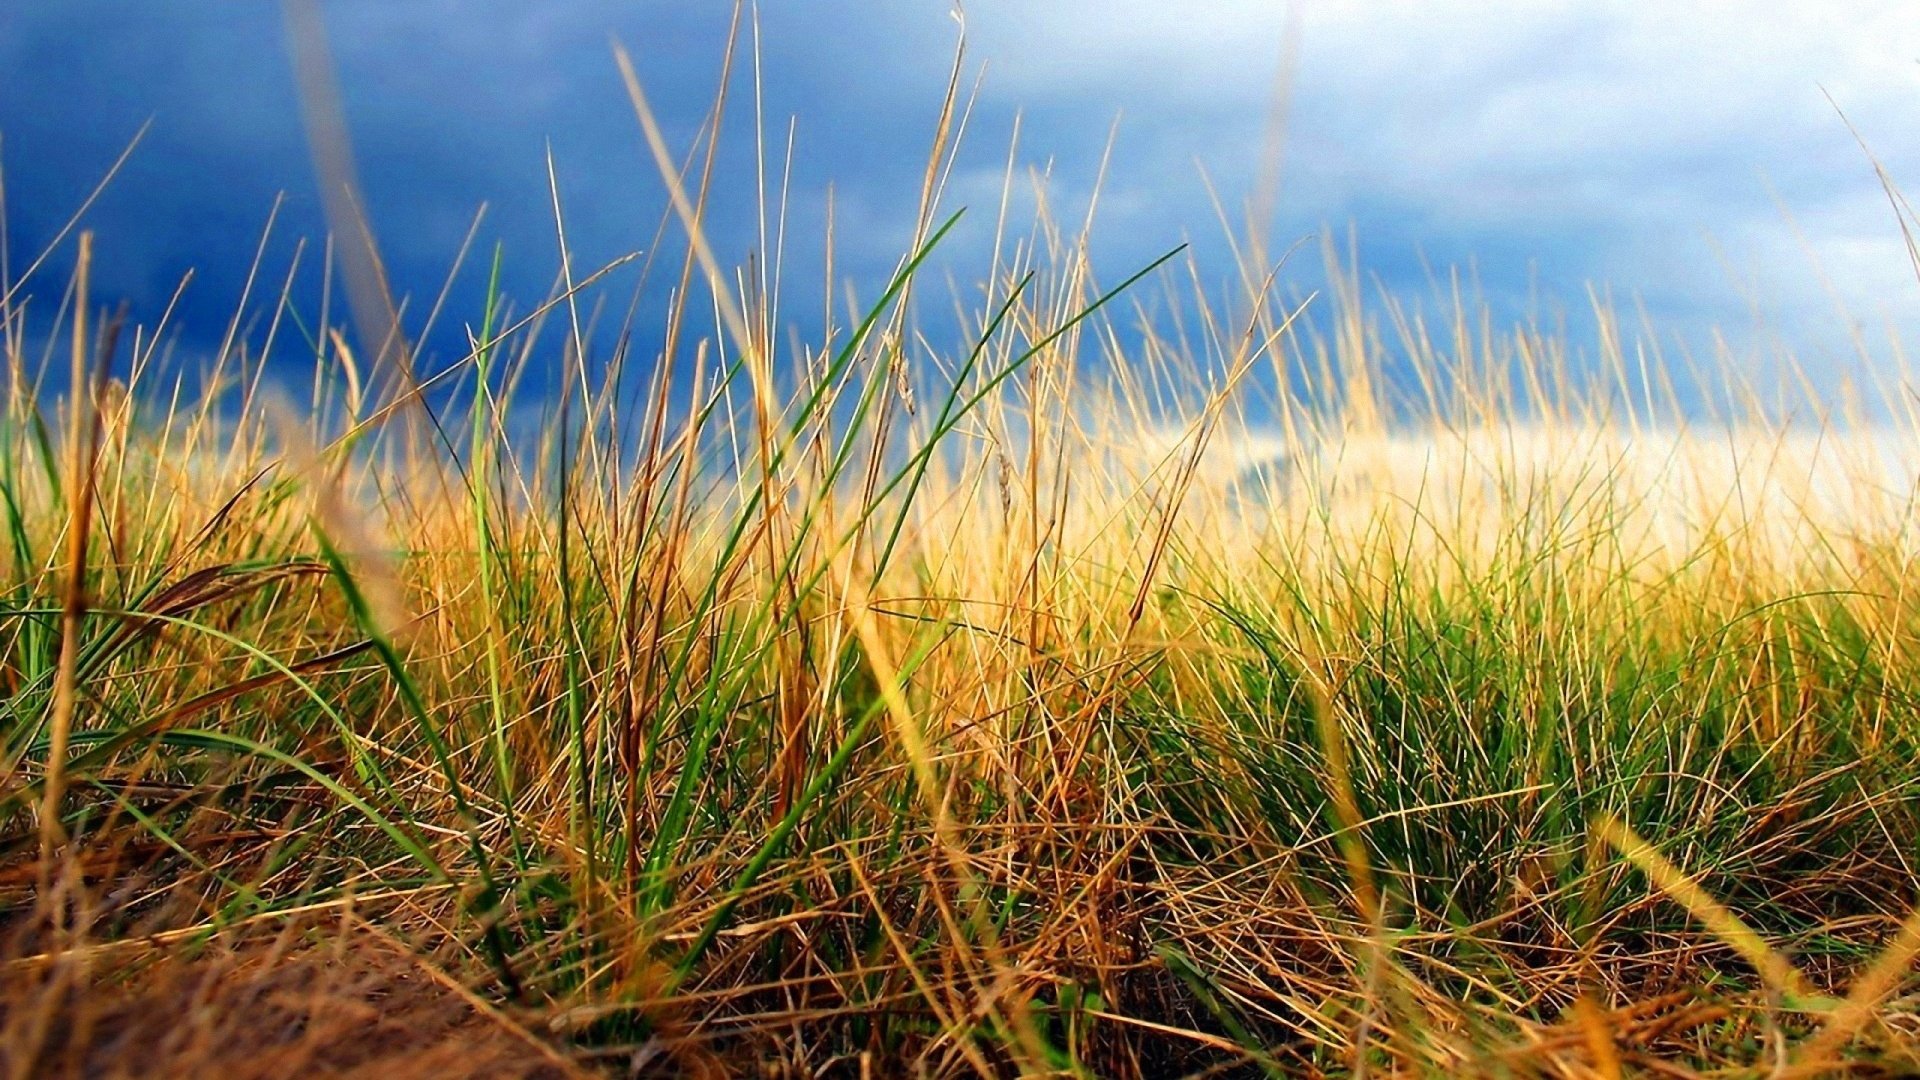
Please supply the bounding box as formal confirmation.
[3,2,1918,410]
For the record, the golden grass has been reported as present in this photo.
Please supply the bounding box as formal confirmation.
[2,22,1919,1077]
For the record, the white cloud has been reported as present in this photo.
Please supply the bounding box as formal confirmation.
[8,0,1917,398]
[921,1,1920,374]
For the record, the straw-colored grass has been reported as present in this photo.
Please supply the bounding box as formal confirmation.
[3,29,1920,1078]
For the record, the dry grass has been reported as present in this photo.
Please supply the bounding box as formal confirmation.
[3,21,1920,1078]
[2,919,590,1079]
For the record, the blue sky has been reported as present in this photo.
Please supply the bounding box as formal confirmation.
[2,2,1917,408]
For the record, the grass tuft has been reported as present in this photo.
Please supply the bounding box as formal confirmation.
[2,31,1919,1078]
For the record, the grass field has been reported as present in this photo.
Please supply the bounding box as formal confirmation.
[4,39,1920,1079]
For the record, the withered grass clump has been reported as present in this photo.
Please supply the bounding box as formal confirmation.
[3,34,1920,1078]
[1,919,587,1079]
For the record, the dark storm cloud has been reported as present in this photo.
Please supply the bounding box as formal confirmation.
[0,2,975,377]
[2,2,1917,407]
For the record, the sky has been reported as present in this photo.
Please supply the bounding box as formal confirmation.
[2,2,1918,412]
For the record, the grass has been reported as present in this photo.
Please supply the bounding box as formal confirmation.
[3,26,1920,1078]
